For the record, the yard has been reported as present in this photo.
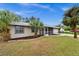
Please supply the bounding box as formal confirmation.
[0,35,79,56]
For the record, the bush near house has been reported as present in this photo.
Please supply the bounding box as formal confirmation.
[63,26,71,31]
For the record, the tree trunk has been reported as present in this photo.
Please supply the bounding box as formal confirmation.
[73,24,77,38]
[74,32,77,38]
[35,31,37,36]
[2,29,10,41]
[34,28,38,37]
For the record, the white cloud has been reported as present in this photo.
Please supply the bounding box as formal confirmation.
[61,7,70,11]
[15,11,22,15]
[24,10,37,13]
[0,8,8,10]
[14,10,38,16]
[19,3,54,12]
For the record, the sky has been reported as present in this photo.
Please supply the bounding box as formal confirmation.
[0,3,78,26]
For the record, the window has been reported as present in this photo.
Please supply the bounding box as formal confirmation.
[15,26,24,34]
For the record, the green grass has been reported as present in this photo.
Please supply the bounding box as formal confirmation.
[0,36,79,56]
[64,31,73,34]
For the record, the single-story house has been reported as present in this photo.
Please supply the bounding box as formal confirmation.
[9,22,59,39]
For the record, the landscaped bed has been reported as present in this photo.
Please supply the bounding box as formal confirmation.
[0,36,79,56]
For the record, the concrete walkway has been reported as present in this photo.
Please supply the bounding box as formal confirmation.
[59,33,79,37]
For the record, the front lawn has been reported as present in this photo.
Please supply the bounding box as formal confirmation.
[0,36,79,56]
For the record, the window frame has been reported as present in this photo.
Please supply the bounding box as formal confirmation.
[15,26,24,34]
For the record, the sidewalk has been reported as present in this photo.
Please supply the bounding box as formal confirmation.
[59,33,79,37]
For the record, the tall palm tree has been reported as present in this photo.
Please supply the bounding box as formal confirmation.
[28,16,44,36]
[62,6,79,38]
[0,10,21,41]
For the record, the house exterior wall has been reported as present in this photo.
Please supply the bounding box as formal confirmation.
[43,27,59,35]
[9,26,34,39]
[53,28,59,34]
[9,25,59,39]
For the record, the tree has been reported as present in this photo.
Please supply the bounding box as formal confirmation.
[0,10,21,41]
[28,16,44,36]
[62,6,79,38]
[25,17,29,22]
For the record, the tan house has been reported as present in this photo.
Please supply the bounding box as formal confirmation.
[9,22,59,39]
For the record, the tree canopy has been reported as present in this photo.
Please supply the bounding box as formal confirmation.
[62,6,79,27]
[0,10,21,32]
[62,6,79,38]
[27,16,44,35]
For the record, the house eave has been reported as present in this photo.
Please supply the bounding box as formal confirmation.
[10,22,59,29]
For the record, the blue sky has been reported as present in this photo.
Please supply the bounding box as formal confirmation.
[0,3,78,26]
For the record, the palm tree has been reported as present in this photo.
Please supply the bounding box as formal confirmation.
[62,6,79,38]
[25,17,29,22]
[0,10,21,41]
[28,16,44,36]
